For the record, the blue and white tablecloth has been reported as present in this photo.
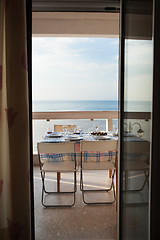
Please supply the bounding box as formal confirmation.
[39,132,148,164]
[41,132,117,143]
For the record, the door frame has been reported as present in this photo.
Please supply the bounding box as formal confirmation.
[26,0,35,239]
[118,0,160,239]
[27,0,160,239]
[150,0,160,238]
[118,0,125,238]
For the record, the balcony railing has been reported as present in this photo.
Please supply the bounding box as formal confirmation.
[32,110,118,131]
[32,110,151,164]
[32,110,151,129]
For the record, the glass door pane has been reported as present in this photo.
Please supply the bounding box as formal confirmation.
[120,0,153,239]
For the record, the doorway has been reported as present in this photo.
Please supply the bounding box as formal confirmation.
[30,1,155,239]
[32,11,119,240]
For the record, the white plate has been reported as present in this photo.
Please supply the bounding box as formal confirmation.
[46,133,63,138]
[94,135,111,140]
[67,136,83,141]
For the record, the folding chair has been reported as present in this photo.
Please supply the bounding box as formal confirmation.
[80,140,118,205]
[53,124,77,192]
[37,142,78,207]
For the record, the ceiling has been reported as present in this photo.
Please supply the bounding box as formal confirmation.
[32,0,153,15]
[32,0,120,12]
[32,12,119,37]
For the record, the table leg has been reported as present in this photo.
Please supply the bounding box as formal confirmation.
[57,172,61,192]
[109,170,112,178]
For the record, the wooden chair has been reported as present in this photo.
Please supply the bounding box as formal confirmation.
[37,142,78,207]
[80,140,118,205]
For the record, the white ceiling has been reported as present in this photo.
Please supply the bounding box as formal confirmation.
[32,12,119,37]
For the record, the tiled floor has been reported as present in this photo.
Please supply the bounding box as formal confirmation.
[34,167,117,240]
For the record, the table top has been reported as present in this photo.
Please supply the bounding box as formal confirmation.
[40,131,146,143]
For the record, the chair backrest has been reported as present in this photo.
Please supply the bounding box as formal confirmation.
[124,141,150,154]
[123,141,150,165]
[54,125,76,132]
[38,142,75,154]
[81,140,118,152]
[37,142,76,167]
[81,140,118,164]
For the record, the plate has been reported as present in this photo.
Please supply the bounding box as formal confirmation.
[46,132,63,138]
[94,135,111,140]
[67,136,83,141]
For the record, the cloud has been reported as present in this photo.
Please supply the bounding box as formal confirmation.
[124,39,153,102]
[32,37,119,101]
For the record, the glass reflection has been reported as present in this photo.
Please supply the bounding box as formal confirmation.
[121,0,153,239]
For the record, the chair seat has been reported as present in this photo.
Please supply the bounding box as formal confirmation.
[124,161,149,171]
[42,161,76,172]
[82,161,114,170]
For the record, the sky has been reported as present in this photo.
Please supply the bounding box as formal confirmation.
[32,37,153,102]
[32,37,119,101]
[124,40,153,102]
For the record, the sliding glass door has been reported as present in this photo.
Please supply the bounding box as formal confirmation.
[119,0,153,239]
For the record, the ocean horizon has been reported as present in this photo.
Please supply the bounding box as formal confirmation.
[33,100,118,112]
[32,100,151,112]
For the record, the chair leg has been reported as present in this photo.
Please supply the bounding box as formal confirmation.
[80,169,116,205]
[122,170,149,205]
[74,171,77,192]
[123,170,149,192]
[41,171,47,193]
[57,172,61,192]
[144,170,149,187]
[41,171,77,208]
[80,169,83,191]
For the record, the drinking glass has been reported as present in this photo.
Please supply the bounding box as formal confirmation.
[95,126,99,132]
[113,126,118,135]
[62,125,68,135]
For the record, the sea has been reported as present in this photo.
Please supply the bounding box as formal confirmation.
[32,100,151,153]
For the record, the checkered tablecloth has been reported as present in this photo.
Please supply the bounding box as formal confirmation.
[41,132,118,143]
[39,132,148,164]
[39,132,118,164]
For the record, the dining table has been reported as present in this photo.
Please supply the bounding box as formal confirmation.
[40,131,147,200]
[40,131,117,191]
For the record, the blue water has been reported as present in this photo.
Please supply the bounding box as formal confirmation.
[33,100,118,112]
[33,100,151,112]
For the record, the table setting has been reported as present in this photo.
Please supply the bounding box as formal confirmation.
[41,130,118,143]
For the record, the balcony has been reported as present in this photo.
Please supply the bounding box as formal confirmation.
[32,110,151,162]
[33,110,118,239]
[32,110,118,163]
[33,110,151,240]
